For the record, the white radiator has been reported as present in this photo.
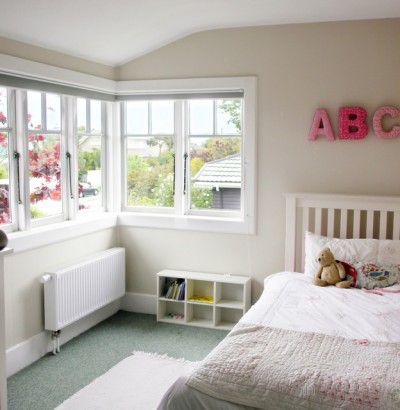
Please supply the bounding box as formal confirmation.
[41,247,125,335]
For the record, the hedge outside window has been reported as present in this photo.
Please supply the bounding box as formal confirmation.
[122,97,244,218]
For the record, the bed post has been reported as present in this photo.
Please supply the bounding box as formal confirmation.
[284,194,297,272]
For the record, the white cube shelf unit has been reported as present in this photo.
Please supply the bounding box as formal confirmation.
[157,269,251,330]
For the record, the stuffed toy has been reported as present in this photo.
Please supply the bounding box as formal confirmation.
[312,247,351,288]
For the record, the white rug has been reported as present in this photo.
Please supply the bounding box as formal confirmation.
[56,351,197,410]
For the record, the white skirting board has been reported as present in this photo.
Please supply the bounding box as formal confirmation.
[6,293,155,377]
[6,300,120,377]
[120,292,156,315]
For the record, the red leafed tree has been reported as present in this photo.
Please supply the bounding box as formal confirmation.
[0,106,9,223]
[29,133,61,203]
[0,104,62,223]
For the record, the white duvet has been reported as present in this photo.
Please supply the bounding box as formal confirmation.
[158,272,400,410]
[243,272,400,342]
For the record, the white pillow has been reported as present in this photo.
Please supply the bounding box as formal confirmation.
[377,240,400,266]
[304,231,379,278]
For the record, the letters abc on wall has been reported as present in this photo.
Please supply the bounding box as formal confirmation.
[309,106,400,141]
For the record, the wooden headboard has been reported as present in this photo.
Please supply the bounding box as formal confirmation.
[284,193,400,273]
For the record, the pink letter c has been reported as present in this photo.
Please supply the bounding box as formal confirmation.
[373,106,400,139]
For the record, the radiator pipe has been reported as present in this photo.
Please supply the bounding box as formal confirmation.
[40,274,52,283]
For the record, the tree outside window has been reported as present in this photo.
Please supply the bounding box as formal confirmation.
[125,98,242,212]
[0,88,10,224]
[77,98,104,212]
[0,90,106,226]
[27,91,63,219]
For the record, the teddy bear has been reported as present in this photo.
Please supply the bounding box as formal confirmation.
[312,247,351,288]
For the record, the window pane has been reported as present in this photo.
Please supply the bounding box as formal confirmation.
[126,136,174,207]
[151,101,174,134]
[28,91,42,130]
[126,101,148,134]
[78,135,102,211]
[216,99,242,134]
[46,93,61,130]
[0,132,11,224]
[77,98,87,132]
[0,88,8,128]
[29,133,62,218]
[189,100,213,135]
[90,100,102,133]
[190,136,241,211]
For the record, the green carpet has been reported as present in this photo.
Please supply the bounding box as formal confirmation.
[7,311,228,410]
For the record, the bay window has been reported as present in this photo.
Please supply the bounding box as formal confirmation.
[0,71,255,236]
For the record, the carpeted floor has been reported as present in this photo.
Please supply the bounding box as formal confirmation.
[7,311,228,410]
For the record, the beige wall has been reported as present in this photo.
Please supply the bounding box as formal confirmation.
[0,36,116,80]
[118,19,400,301]
[1,18,400,350]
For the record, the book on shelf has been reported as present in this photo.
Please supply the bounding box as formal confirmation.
[163,277,176,296]
[165,279,185,300]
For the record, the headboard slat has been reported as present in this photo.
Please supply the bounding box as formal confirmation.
[379,211,387,239]
[366,210,374,238]
[301,208,310,272]
[394,212,400,240]
[327,208,335,237]
[339,209,348,238]
[302,207,310,233]
[315,208,322,235]
[353,209,361,239]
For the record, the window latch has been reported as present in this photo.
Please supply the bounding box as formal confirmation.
[183,153,188,195]
[13,151,22,204]
[66,152,74,199]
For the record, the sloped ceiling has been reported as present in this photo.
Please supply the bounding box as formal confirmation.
[1,0,399,66]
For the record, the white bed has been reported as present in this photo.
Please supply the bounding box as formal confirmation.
[158,193,400,410]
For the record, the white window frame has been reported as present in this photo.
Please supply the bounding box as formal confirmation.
[24,90,67,229]
[122,99,176,215]
[118,77,257,234]
[75,97,107,217]
[184,98,243,219]
[1,88,109,233]
[0,87,18,233]
[0,55,115,252]
[0,53,257,247]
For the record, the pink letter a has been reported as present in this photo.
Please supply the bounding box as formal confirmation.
[308,108,335,141]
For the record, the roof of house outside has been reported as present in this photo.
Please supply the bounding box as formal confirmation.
[193,153,241,189]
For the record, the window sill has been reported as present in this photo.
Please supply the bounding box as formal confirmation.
[7,213,118,253]
[117,212,255,235]
[5,209,255,254]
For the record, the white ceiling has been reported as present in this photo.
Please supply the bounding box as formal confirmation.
[1,0,400,67]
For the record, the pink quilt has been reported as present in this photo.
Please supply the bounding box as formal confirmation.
[187,323,400,409]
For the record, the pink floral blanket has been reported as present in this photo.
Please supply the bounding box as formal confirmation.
[186,324,400,409]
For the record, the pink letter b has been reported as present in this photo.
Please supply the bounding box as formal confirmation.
[339,107,368,140]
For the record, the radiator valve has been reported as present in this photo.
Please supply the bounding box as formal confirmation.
[51,330,61,355]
